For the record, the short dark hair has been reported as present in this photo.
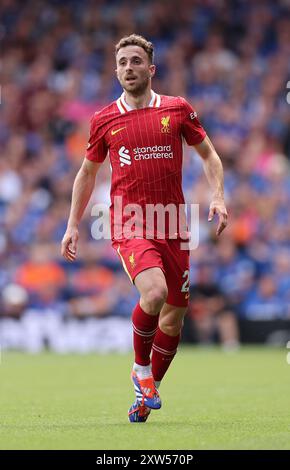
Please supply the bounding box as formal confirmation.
[115,34,154,64]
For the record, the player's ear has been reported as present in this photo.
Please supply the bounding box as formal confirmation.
[149,64,156,78]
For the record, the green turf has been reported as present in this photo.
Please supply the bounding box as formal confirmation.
[0,347,289,449]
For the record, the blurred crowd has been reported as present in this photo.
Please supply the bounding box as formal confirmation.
[1,0,290,348]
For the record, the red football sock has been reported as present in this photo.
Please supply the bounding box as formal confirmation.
[151,328,180,382]
[132,303,159,366]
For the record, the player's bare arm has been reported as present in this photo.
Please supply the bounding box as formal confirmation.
[194,135,228,236]
[61,158,102,261]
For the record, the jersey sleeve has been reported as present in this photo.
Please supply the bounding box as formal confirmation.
[180,97,206,146]
[85,112,108,163]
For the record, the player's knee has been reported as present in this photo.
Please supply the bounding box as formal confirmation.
[159,318,183,337]
[142,285,168,314]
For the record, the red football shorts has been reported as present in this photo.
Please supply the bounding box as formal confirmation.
[112,238,190,307]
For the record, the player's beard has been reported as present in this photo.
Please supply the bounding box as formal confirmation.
[122,74,150,97]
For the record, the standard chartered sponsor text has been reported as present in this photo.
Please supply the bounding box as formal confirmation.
[133,145,173,160]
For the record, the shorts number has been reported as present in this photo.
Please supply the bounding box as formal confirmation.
[181,270,189,292]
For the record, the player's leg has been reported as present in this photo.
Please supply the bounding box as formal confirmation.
[128,267,168,421]
[151,239,189,387]
[113,239,167,419]
[133,267,168,367]
[128,267,167,423]
[129,267,167,409]
[152,303,187,388]
[113,240,167,368]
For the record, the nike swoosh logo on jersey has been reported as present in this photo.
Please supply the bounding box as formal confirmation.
[111,127,126,136]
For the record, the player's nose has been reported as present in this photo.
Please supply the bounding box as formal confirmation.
[125,62,133,72]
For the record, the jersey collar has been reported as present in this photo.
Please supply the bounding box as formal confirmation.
[116,90,161,114]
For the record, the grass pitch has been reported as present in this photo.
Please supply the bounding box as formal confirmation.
[0,347,289,450]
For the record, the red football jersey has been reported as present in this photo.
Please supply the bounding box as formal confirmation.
[86,91,206,240]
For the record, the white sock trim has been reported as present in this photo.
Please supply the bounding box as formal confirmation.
[133,362,152,379]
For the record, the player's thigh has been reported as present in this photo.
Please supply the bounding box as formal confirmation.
[134,267,167,300]
[113,238,167,297]
[159,303,187,334]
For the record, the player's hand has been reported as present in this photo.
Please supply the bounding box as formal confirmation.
[208,199,228,236]
[61,226,79,261]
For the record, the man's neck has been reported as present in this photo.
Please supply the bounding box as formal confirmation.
[123,88,153,110]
